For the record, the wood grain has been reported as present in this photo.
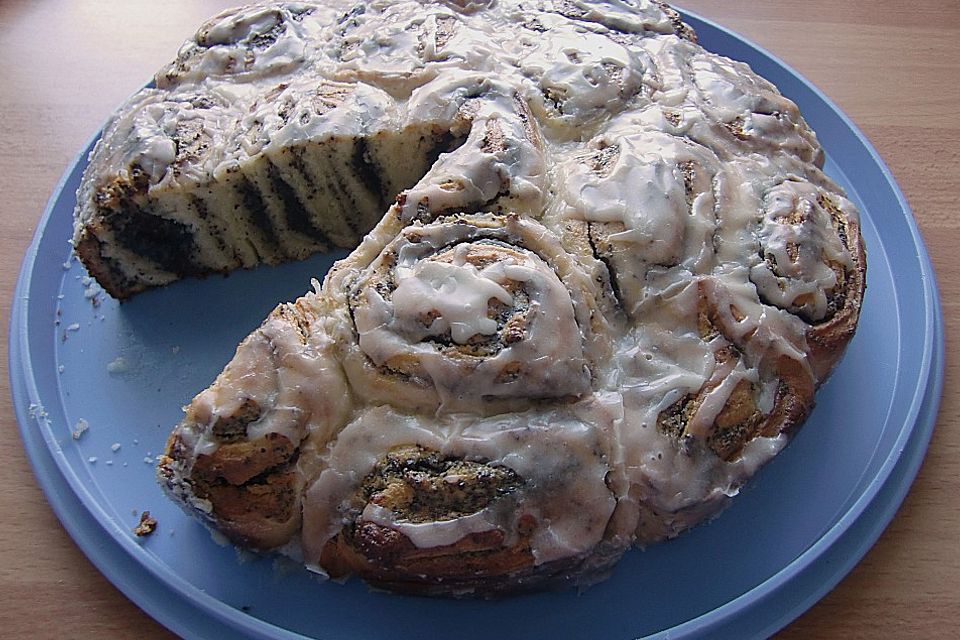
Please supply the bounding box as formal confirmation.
[1,1,956,638]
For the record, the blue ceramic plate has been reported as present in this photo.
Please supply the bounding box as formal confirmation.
[9,10,943,640]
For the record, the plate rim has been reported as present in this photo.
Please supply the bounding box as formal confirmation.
[8,9,945,640]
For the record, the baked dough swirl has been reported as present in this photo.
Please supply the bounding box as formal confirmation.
[302,398,627,594]
[333,212,613,413]
[74,0,872,594]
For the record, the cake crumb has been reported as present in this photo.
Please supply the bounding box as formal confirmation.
[88,456,97,464]
[83,280,103,300]
[106,356,129,374]
[66,323,80,332]
[111,442,122,452]
[28,403,47,420]
[72,418,89,440]
[133,511,157,537]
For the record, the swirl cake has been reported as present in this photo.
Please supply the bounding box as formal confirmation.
[72,0,865,594]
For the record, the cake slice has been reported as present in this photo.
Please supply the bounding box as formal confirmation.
[73,75,462,298]
[157,291,352,549]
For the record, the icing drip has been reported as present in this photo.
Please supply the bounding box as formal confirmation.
[347,215,593,411]
[390,245,514,344]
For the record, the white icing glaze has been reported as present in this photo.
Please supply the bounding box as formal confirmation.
[177,292,351,471]
[361,503,500,548]
[346,214,593,411]
[389,248,514,343]
[517,22,648,130]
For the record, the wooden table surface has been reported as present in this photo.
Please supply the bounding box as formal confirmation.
[1,1,957,638]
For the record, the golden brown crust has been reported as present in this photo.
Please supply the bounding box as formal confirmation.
[707,378,765,460]
[806,216,867,381]
[157,292,354,552]
[756,356,813,439]
[161,427,302,550]
[195,464,301,550]
[320,515,602,596]
[191,432,296,486]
